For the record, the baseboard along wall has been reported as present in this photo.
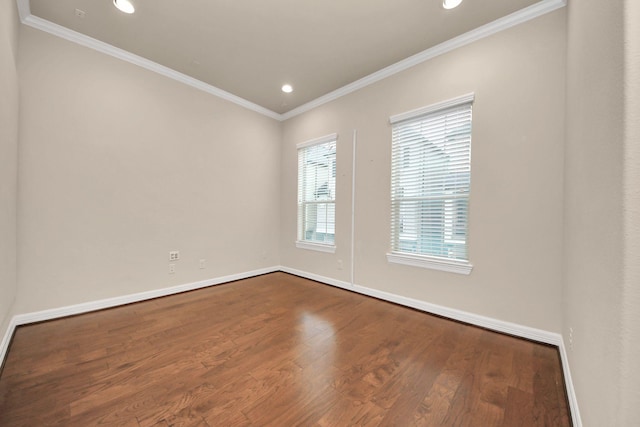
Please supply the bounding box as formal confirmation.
[278,266,582,427]
[0,266,279,367]
[0,265,581,426]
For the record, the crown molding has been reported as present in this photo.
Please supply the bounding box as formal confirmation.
[16,0,30,21]
[280,0,566,120]
[16,1,282,121]
[17,0,566,122]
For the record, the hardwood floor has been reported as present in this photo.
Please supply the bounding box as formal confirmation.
[0,272,571,426]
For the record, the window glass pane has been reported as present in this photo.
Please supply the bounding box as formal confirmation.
[391,101,472,261]
[298,138,336,245]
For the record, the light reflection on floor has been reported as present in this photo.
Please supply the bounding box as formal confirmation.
[297,311,337,397]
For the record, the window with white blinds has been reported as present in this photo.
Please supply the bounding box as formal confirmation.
[297,134,337,252]
[388,94,473,274]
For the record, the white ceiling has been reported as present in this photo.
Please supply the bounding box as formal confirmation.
[22,0,560,117]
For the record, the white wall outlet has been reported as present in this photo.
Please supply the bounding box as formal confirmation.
[199,259,205,269]
[169,251,180,261]
[169,264,176,274]
[337,259,343,270]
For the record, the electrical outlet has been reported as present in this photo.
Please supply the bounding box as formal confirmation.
[199,259,205,269]
[169,264,176,274]
[337,259,343,270]
[169,251,180,261]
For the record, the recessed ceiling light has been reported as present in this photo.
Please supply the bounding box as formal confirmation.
[281,84,293,93]
[113,0,135,14]
[443,0,463,9]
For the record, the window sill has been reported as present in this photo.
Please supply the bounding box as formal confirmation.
[296,241,336,254]
[386,252,472,275]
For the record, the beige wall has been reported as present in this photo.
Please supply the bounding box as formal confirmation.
[15,27,282,313]
[0,0,19,337]
[7,3,639,423]
[281,11,566,333]
[621,0,640,424]
[563,0,640,425]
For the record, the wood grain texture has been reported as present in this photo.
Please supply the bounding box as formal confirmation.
[0,272,571,426]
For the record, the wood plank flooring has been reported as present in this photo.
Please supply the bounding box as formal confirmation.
[0,272,571,426]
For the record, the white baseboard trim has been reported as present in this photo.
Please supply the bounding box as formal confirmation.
[1,266,581,426]
[279,266,581,427]
[558,338,583,427]
[13,266,279,326]
[354,284,562,344]
[280,265,561,345]
[0,316,18,370]
[279,266,353,291]
[0,266,279,365]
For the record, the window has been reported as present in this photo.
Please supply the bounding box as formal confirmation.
[388,94,473,274]
[297,134,337,252]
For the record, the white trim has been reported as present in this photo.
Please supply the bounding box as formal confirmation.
[559,338,584,427]
[353,282,560,345]
[11,266,278,326]
[0,316,18,369]
[280,266,558,344]
[355,279,580,426]
[350,130,357,286]
[280,0,566,120]
[296,133,338,150]
[295,241,336,254]
[16,0,30,21]
[18,0,565,122]
[279,266,353,290]
[16,7,281,121]
[1,267,278,366]
[387,252,473,275]
[282,0,567,120]
[389,93,475,124]
[0,265,581,426]
[279,266,580,426]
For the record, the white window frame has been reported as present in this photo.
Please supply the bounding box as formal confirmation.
[296,134,337,253]
[387,94,474,275]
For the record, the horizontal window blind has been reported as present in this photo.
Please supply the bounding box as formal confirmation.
[298,135,337,246]
[390,98,472,261]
